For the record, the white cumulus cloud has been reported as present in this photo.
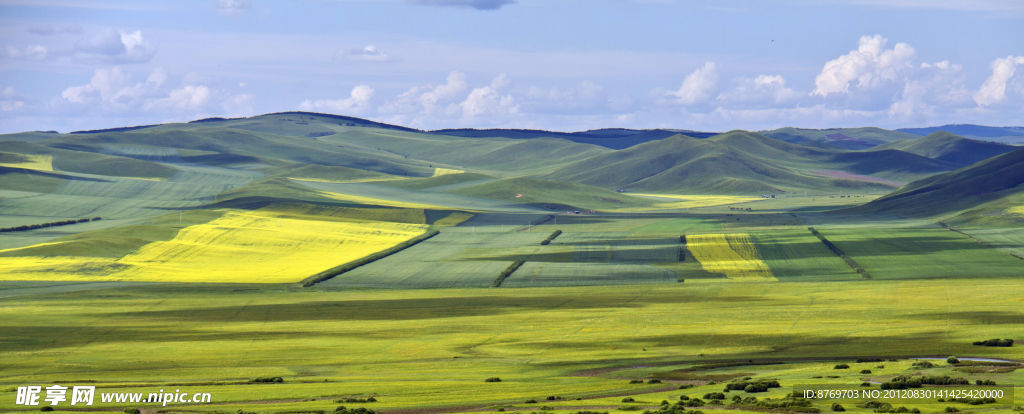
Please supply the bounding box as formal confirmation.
[74,28,155,63]
[717,74,800,107]
[460,73,517,119]
[812,34,914,97]
[298,85,375,114]
[974,55,1024,106]
[667,61,718,105]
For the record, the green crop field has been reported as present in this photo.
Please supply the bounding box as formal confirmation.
[2,113,1023,413]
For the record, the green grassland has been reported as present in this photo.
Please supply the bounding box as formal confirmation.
[1,114,1023,412]
[1,279,1022,413]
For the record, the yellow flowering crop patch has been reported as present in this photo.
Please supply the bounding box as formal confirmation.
[0,153,53,172]
[432,167,464,177]
[0,209,428,283]
[687,233,775,280]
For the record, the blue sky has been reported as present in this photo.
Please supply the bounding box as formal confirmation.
[1,0,1022,133]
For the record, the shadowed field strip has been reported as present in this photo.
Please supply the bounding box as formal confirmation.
[686,233,776,280]
[0,209,429,283]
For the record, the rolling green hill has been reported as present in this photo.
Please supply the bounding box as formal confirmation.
[542,131,936,194]
[762,126,919,149]
[875,131,1019,166]
[452,176,653,210]
[847,148,1024,217]
[898,124,1024,145]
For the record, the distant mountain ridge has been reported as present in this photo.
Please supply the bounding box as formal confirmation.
[898,124,1024,145]
[428,128,717,149]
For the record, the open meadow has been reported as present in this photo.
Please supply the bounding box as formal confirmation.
[1,114,1023,413]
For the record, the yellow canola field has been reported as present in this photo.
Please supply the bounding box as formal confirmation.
[432,167,464,177]
[0,210,428,283]
[610,193,762,211]
[0,153,54,172]
[687,233,775,281]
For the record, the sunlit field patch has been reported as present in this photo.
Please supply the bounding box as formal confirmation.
[432,167,464,177]
[609,193,762,211]
[687,233,776,280]
[0,209,428,283]
[0,152,53,172]
[317,189,459,210]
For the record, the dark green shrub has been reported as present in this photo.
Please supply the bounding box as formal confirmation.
[622,397,635,402]
[947,356,959,364]
[647,379,662,384]
[860,369,872,374]
[973,338,1013,347]
[834,364,849,369]
[485,377,502,382]
[702,392,725,400]
[831,403,845,411]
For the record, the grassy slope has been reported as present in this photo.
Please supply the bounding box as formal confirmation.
[452,177,654,210]
[847,148,1024,217]
[762,126,920,149]
[543,131,904,194]
[875,131,1019,166]
[0,141,177,179]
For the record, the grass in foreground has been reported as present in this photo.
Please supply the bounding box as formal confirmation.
[0,278,1022,412]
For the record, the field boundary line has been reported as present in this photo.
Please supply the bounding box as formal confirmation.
[299,229,440,287]
[539,229,562,245]
[492,260,525,287]
[807,227,872,279]
[516,214,554,231]
[939,221,1024,262]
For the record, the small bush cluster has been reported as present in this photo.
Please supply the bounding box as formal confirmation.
[702,392,725,400]
[862,401,920,413]
[880,375,969,390]
[911,361,934,368]
[723,379,780,393]
[973,338,1014,347]
[641,401,704,414]
[251,376,283,383]
[334,407,377,414]
[734,394,818,412]
[484,377,502,382]
[336,397,376,403]
[834,364,850,369]
[946,397,997,405]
